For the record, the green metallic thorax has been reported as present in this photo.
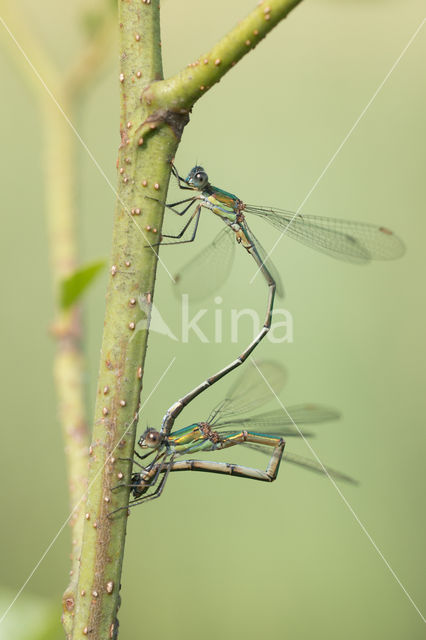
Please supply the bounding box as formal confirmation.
[199,183,255,252]
[202,184,240,222]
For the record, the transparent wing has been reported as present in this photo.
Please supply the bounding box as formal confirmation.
[213,404,340,432]
[208,360,287,424]
[243,220,285,298]
[245,444,357,484]
[283,451,357,484]
[244,205,405,263]
[173,226,235,301]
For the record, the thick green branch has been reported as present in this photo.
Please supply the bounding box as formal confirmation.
[70,2,177,638]
[144,0,303,113]
[3,0,305,637]
[119,0,163,120]
[70,1,305,636]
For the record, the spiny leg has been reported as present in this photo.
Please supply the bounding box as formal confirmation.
[171,162,194,191]
[109,457,150,489]
[110,471,145,495]
[135,447,167,470]
[108,462,167,517]
[162,204,199,237]
[160,205,201,246]
[126,454,177,508]
[134,447,158,462]
[165,197,199,216]
[127,469,169,507]
[109,455,157,494]
[109,456,143,493]
[145,191,199,215]
[147,192,201,247]
[107,473,148,517]
[130,464,165,498]
[114,456,154,474]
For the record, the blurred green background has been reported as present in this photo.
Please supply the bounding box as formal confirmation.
[1,0,425,638]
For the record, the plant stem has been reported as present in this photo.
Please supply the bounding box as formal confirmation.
[63,10,116,102]
[3,0,305,636]
[71,1,305,637]
[0,4,116,635]
[42,97,91,637]
[70,2,178,637]
[140,0,304,134]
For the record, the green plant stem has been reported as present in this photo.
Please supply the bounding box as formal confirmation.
[1,0,89,602]
[141,0,304,134]
[63,11,116,102]
[42,98,91,638]
[0,4,116,636]
[70,2,177,638]
[3,0,304,636]
[71,0,304,637]
[70,0,305,637]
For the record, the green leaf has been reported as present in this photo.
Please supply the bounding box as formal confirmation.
[59,259,106,310]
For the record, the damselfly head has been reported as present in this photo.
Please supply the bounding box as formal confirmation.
[138,428,163,449]
[186,166,209,189]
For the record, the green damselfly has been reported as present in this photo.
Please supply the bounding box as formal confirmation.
[150,164,405,435]
[112,361,355,512]
[164,164,405,301]
[118,165,401,509]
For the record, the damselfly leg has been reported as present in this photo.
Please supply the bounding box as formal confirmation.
[160,204,202,246]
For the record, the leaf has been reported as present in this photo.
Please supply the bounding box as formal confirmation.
[59,259,106,310]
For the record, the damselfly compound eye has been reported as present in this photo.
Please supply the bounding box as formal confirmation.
[194,170,208,187]
[147,431,160,444]
[138,428,162,449]
[186,166,208,188]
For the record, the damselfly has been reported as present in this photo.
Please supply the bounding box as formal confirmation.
[112,361,355,512]
[164,164,405,301]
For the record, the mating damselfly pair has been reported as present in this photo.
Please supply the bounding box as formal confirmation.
[111,164,404,512]
[111,361,355,514]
